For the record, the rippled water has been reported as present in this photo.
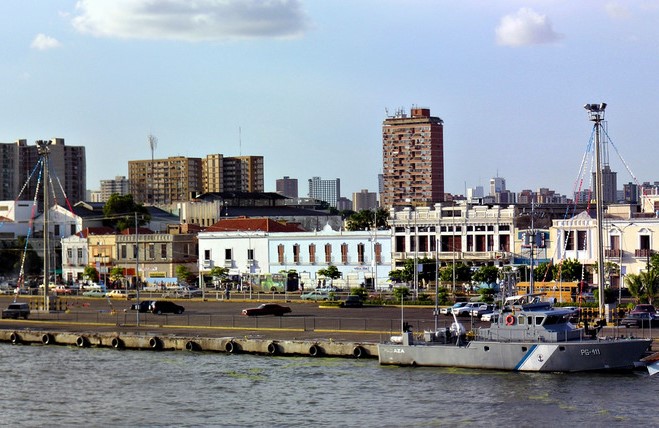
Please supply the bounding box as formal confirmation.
[0,343,657,427]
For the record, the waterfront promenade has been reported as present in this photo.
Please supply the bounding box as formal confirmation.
[1,295,657,354]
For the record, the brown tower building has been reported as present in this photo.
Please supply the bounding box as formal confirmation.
[381,107,444,207]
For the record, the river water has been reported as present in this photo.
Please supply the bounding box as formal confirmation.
[0,343,657,427]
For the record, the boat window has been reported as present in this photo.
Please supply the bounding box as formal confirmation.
[543,314,565,325]
[517,316,525,325]
[559,346,566,352]
[521,347,528,352]
[534,316,545,325]
[484,346,490,352]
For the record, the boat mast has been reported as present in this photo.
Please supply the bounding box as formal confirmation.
[584,103,607,318]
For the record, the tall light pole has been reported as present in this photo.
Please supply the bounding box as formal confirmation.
[37,140,52,311]
[584,102,607,318]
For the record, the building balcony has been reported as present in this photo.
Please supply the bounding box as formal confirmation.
[635,249,653,258]
[605,249,621,258]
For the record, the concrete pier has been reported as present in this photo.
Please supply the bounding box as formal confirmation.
[0,329,377,359]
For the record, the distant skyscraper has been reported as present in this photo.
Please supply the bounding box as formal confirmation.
[276,176,298,198]
[382,107,444,207]
[100,176,130,202]
[221,156,264,193]
[0,138,86,204]
[467,186,484,203]
[592,166,617,203]
[308,176,340,207]
[490,177,506,196]
[129,156,203,204]
[353,189,377,211]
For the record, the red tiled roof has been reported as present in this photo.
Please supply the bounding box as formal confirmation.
[79,227,116,237]
[205,217,304,232]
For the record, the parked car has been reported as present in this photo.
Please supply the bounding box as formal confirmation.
[241,303,291,316]
[341,295,363,308]
[150,300,185,314]
[107,289,136,299]
[2,302,30,319]
[440,302,468,315]
[481,312,499,322]
[82,289,107,297]
[620,312,659,328]
[301,290,335,301]
[130,300,155,312]
[630,304,657,315]
[470,304,496,317]
[54,285,73,295]
[454,302,484,317]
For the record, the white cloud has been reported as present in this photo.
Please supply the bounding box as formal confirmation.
[71,0,309,42]
[605,2,632,19]
[495,8,563,47]
[30,33,62,50]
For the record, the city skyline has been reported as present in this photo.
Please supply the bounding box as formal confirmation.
[2,2,659,199]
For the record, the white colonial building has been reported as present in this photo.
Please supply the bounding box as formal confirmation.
[198,224,391,290]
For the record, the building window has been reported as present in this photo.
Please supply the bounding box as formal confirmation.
[577,231,587,250]
[341,243,348,264]
[375,243,382,264]
[70,224,76,235]
[247,248,254,261]
[148,244,155,260]
[278,244,285,264]
[357,243,365,264]
[204,249,211,260]
[293,244,300,264]
[121,245,127,259]
[67,248,72,261]
[133,245,138,259]
[564,231,574,251]
[225,248,232,261]
[161,244,167,259]
[309,244,316,264]
[325,243,332,264]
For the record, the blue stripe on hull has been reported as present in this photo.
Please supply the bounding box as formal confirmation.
[514,344,537,371]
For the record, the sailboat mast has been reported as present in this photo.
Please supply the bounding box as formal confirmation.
[585,103,607,318]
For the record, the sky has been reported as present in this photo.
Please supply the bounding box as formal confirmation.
[2,1,659,200]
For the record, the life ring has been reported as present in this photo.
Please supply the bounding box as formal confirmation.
[149,336,162,350]
[10,332,20,344]
[111,337,124,349]
[352,346,365,359]
[505,315,515,326]
[309,344,322,357]
[267,342,278,355]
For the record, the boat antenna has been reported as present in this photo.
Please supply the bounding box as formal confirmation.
[584,103,607,319]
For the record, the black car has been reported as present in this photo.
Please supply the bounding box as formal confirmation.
[340,295,363,308]
[620,312,659,328]
[130,300,154,313]
[150,300,185,315]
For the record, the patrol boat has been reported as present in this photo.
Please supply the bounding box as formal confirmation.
[378,306,652,372]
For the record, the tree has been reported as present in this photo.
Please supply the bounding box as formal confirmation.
[534,262,554,282]
[318,265,341,280]
[345,208,390,231]
[626,271,659,304]
[439,262,471,282]
[109,266,125,287]
[103,193,150,231]
[555,259,583,281]
[176,265,193,284]
[83,266,99,283]
[392,286,410,302]
[472,266,499,285]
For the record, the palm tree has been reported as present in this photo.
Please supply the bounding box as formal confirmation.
[625,271,659,304]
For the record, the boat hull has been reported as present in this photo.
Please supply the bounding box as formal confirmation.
[378,339,652,372]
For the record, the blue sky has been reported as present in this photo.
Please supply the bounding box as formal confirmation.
[2,1,659,200]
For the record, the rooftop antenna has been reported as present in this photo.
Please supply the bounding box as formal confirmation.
[148,133,158,205]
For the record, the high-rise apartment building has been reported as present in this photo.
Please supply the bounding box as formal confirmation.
[353,189,377,211]
[276,176,298,198]
[100,176,130,202]
[202,154,224,193]
[308,176,340,207]
[129,156,203,204]
[222,156,264,192]
[381,107,444,207]
[129,154,264,204]
[0,138,86,204]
